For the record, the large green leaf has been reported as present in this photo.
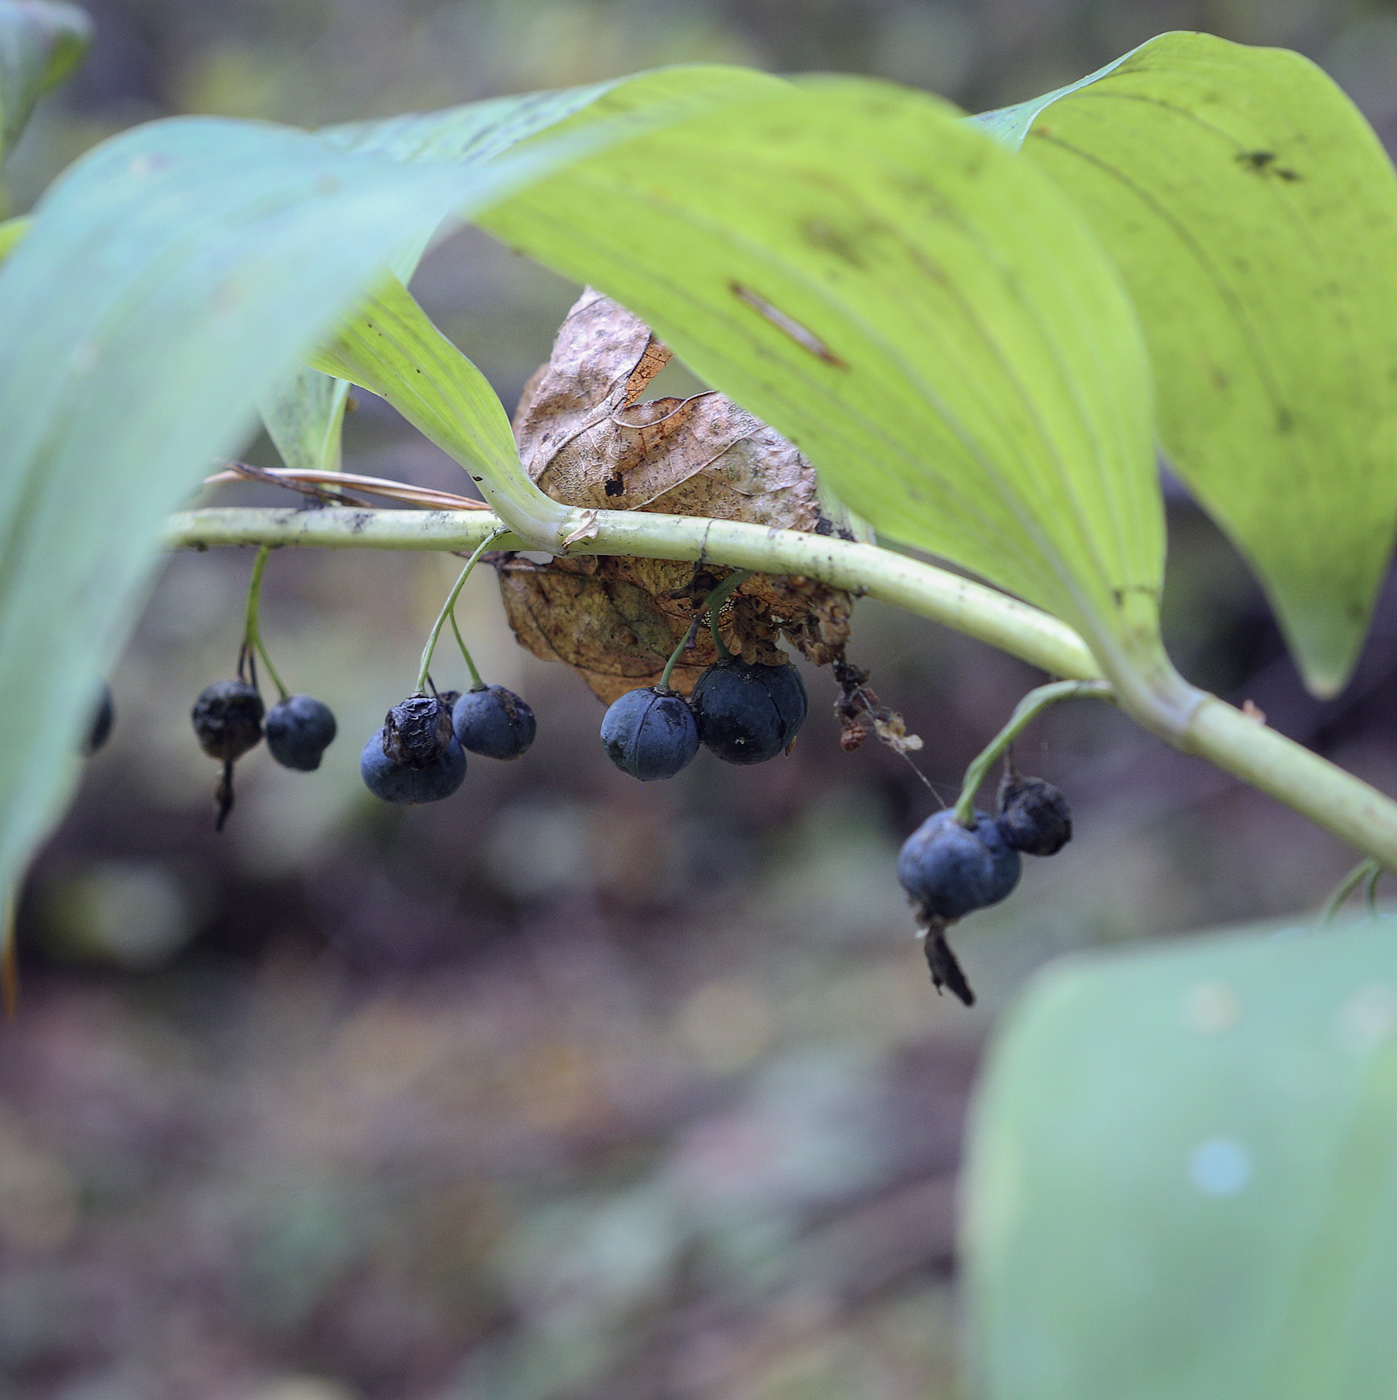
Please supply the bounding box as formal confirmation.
[0,113,629,908]
[307,274,570,541]
[261,65,781,488]
[0,0,90,162]
[978,33,1397,697]
[963,913,1397,1399]
[477,78,1164,664]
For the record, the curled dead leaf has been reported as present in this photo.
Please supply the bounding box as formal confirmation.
[496,289,857,704]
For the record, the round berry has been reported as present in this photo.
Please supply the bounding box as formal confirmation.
[265,695,338,772]
[997,775,1072,856]
[897,809,1021,922]
[360,729,467,804]
[382,694,454,768]
[690,659,808,765]
[192,679,264,762]
[84,682,114,756]
[601,687,698,781]
[453,685,536,760]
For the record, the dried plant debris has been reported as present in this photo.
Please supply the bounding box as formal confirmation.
[832,653,923,754]
[496,289,856,705]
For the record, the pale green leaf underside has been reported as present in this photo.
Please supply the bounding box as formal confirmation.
[0,115,606,904]
[308,275,569,545]
[263,65,779,506]
[0,0,90,158]
[963,913,1397,1399]
[987,32,1397,697]
[478,77,1163,652]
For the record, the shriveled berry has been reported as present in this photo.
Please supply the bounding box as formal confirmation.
[192,679,264,762]
[601,687,698,781]
[691,659,808,765]
[997,774,1072,856]
[382,694,454,768]
[84,682,114,756]
[266,695,338,771]
[453,685,536,760]
[897,809,1021,922]
[360,729,467,804]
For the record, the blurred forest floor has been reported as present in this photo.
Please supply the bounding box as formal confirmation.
[8,1,1397,1396]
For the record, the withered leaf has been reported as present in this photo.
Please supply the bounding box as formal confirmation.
[498,289,855,704]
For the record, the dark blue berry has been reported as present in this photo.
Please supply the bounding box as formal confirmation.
[360,729,467,804]
[192,679,264,762]
[997,775,1072,856]
[601,687,698,781]
[897,809,1021,922]
[691,659,807,765]
[453,685,536,760]
[266,695,338,771]
[84,682,114,756]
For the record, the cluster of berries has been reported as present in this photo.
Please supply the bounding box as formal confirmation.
[191,678,338,828]
[897,773,1072,1004]
[360,684,535,803]
[601,655,808,781]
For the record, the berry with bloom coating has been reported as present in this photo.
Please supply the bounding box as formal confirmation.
[360,729,466,803]
[897,809,1021,922]
[453,685,536,760]
[601,687,698,781]
[691,659,808,765]
[192,679,264,762]
[996,774,1072,856]
[266,695,338,771]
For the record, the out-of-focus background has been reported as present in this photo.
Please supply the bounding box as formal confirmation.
[6,2,1397,1396]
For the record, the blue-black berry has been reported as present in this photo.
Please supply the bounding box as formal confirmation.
[896,809,1021,922]
[266,695,338,772]
[690,658,808,765]
[192,679,264,762]
[453,685,536,760]
[361,694,465,804]
[601,687,698,781]
[996,774,1072,856]
[84,682,114,756]
[360,729,466,804]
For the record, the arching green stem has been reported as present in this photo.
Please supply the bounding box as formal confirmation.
[162,506,1397,872]
[243,544,289,701]
[659,618,700,691]
[953,679,1114,826]
[449,611,485,691]
[415,529,505,693]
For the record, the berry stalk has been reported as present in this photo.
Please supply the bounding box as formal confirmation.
[953,680,1113,827]
[414,528,506,694]
[243,544,289,702]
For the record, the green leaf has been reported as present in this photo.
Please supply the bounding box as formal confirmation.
[0,0,91,160]
[980,32,1397,697]
[308,274,570,542]
[963,912,1397,1398]
[0,114,612,907]
[262,64,780,513]
[256,365,350,474]
[478,77,1164,661]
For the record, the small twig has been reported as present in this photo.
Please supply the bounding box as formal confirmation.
[213,459,369,507]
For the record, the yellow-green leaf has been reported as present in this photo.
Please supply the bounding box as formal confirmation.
[0,0,90,160]
[982,33,1397,697]
[480,78,1164,663]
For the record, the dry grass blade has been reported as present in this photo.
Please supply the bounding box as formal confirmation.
[205,463,491,510]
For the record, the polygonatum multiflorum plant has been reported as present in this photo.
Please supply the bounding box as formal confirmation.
[6,7,1397,1392]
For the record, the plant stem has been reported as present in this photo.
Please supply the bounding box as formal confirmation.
[953,680,1114,825]
[162,505,1397,872]
[659,619,700,691]
[414,530,505,693]
[1321,858,1381,925]
[449,611,485,691]
[243,545,289,701]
